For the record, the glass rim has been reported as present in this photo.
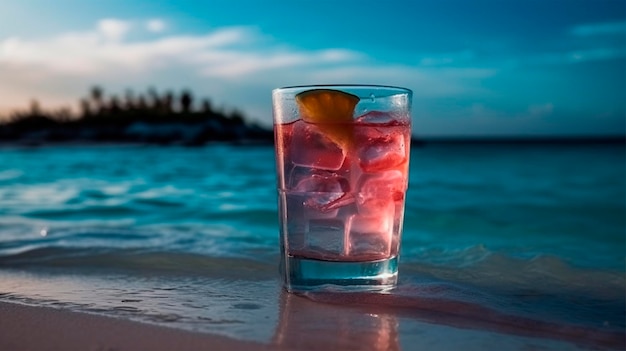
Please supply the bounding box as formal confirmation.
[273,84,412,95]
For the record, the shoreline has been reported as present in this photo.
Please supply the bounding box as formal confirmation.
[0,301,270,351]
[2,285,625,351]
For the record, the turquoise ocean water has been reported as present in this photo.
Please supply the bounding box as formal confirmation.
[0,143,624,350]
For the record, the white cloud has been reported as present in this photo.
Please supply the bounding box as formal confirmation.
[571,21,626,37]
[196,49,363,78]
[1,28,222,77]
[97,18,132,42]
[567,48,626,63]
[0,23,357,77]
[418,50,475,66]
[0,18,499,127]
[146,19,166,33]
[517,47,626,67]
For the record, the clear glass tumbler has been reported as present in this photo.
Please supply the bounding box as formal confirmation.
[272,85,412,292]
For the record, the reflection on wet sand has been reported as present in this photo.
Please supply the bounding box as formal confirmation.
[294,283,624,351]
[272,291,400,351]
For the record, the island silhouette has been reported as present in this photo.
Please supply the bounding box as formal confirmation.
[2,87,623,147]
[0,86,273,146]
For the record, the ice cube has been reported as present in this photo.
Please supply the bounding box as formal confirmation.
[355,111,397,124]
[356,170,405,215]
[356,197,391,217]
[291,169,353,212]
[350,202,395,234]
[290,121,346,171]
[292,170,349,193]
[357,132,407,173]
[347,203,394,257]
[306,218,347,256]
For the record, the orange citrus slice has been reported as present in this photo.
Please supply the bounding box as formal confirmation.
[295,89,359,150]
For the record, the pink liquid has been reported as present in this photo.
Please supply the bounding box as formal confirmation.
[275,112,411,262]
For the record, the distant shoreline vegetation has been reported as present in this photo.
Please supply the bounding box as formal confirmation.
[1,87,623,147]
[0,86,273,146]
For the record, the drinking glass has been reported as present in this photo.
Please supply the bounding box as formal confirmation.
[272,85,412,292]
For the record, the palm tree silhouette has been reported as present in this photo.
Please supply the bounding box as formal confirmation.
[90,86,104,113]
[180,90,193,113]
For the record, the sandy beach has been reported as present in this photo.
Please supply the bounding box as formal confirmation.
[2,289,624,351]
[0,301,270,351]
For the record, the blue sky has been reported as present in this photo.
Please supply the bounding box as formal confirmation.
[0,0,624,136]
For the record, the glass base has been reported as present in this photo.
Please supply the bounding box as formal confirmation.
[282,255,398,293]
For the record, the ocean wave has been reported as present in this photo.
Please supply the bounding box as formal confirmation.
[0,246,277,279]
[399,244,625,304]
[1,235,622,305]
[201,209,278,228]
[22,205,143,220]
[0,169,24,181]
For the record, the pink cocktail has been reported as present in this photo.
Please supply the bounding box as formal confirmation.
[273,85,412,292]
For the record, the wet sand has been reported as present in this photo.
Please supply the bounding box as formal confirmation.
[0,301,269,351]
[1,267,623,351]
[2,291,624,351]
